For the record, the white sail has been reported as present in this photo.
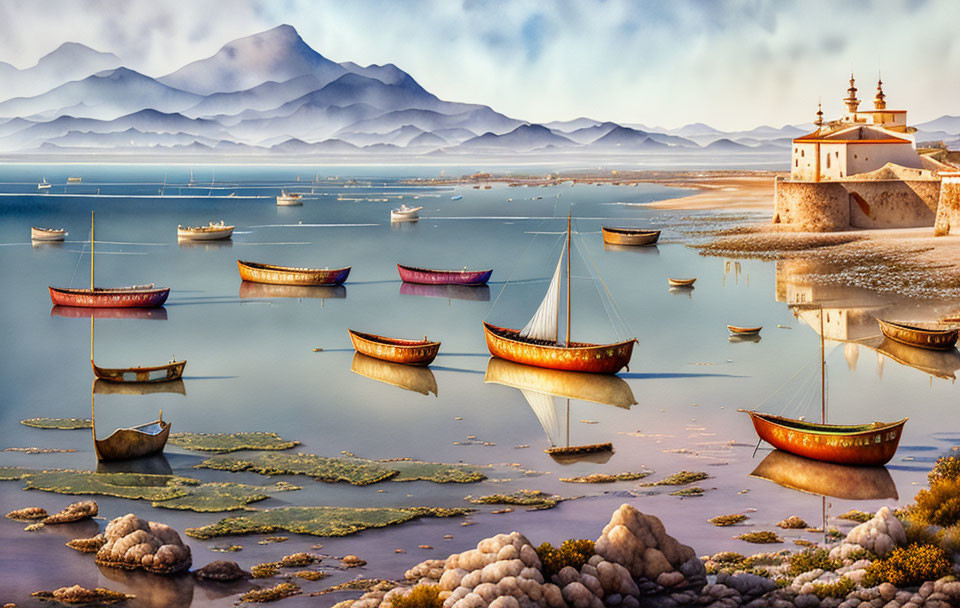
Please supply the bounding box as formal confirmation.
[520,389,564,447]
[520,249,564,343]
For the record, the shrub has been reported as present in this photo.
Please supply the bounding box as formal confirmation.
[937,524,960,556]
[789,548,840,576]
[838,509,873,523]
[392,584,442,608]
[537,539,595,579]
[864,543,951,587]
[912,478,960,528]
[777,516,808,529]
[929,456,960,485]
[813,577,856,599]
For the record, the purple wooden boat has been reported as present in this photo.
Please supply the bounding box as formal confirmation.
[397,263,492,285]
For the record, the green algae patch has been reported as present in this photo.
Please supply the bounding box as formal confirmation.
[151,482,283,512]
[196,452,487,486]
[21,417,92,430]
[838,509,873,523]
[168,432,300,453]
[0,466,34,480]
[670,487,705,497]
[735,530,783,544]
[559,472,651,483]
[23,470,196,501]
[708,514,748,526]
[239,581,301,602]
[644,471,709,486]
[184,506,471,540]
[467,489,569,511]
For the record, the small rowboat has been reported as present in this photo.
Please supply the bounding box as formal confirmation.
[237,260,350,286]
[877,319,958,351]
[277,191,303,206]
[37,178,51,190]
[177,221,234,240]
[347,329,440,366]
[483,322,634,375]
[95,415,170,461]
[397,263,492,285]
[601,226,661,246]
[50,285,170,308]
[391,205,422,222]
[31,226,67,241]
[67,177,81,183]
[739,410,906,466]
[728,325,762,336]
[667,278,696,287]
[92,359,186,383]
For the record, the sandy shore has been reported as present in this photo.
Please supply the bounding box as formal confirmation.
[640,174,779,211]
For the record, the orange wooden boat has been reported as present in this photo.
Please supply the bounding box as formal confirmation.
[237,260,350,286]
[741,411,906,466]
[667,278,696,287]
[348,329,440,366]
[482,213,635,375]
[91,383,170,461]
[878,319,958,351]
[728,325,762,335]
[601,226,660,246]
[92,359,186,383]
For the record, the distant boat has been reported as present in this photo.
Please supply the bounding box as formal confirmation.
[348,329,440,366]
[397,263,492,286]
[877,319,958,351]
[31,226,67,241]
[177,220,234,241]
[451,195,463,200]
[601,226,661,247]
[277,191,303,206]
[728,325,762,336]
[237,260,350,286]
[92,360,186,383]
[482,213,635,374]
[667,278,696,287]
[37,178,51,190]
[67,177,82,183]
[350,352,438,396]
[391,205,422,222]
[48,212,170,308]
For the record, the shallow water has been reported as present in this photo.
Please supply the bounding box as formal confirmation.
[0,164,958,606]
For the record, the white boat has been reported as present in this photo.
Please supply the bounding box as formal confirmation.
[37,178,51,190]
[451,195,463,200]
[177,220,234,241]
[391,204,422,222]
[31,226,67,241]
[277,190,303,206]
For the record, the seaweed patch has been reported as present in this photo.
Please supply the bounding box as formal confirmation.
[21,417,92,430]
[168,432,300,453]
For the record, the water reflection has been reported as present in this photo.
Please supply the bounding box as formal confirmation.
[750,449,898,500]
[350,352,439,396]
[177,238,233,249]
[94,378,186,396]
[98,567,194,608]
[51,306,168,320]
[729,334,762,344]
[95,453,174,476]
[669,286,694,298]
[399,282,491,301]
[238,281,346,299]
[484,357,634,463]
[602,243,660,255]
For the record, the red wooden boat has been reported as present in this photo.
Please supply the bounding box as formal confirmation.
[348,329,441,366]
[237,260,350,286]
[397,263,492,285]
[48,212,169,308]
[482,214,635,375]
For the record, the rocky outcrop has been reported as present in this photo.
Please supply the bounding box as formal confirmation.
[828,507,906,560]
[43,500,98,525]
[194,560,248,581]
[95,513,192,575]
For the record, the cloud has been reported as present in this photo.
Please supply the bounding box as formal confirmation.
[0,0,956,130]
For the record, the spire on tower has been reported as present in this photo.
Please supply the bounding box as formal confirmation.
[815,99,824,127]
[844,73,860,113]
[874,74,886,110]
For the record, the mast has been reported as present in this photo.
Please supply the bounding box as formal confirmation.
[90,210,94,289]
[565,211,571,346]
[819,304,826,424]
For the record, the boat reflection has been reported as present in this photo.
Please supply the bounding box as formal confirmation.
[873,337,960,380]
[399,282,491,301]
[95,453,173,476]
[750,449,898,500]
[484,357,635,463]
[94,378,186,396]
[602,243,660,255]
[729,334,762,343]
[350,352,439,396]
[177,238,233,249]
[32,240,64,249]
[239,281,346,299]
[51,306,168,320]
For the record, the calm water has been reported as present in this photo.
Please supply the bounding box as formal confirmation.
[0,164,958,606]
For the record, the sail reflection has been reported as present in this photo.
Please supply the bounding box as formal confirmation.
[399,282,491,301]
[239,281,346,299]
[350,352,438,396]
[51,305,168,320]
[750,449,898,500]
[484,357,635,463]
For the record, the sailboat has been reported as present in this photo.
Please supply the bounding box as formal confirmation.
[37,177,51,190]
[740,305,907,466]
[485,357,635,461]
[482,213,636,374]
[48,212,170,308]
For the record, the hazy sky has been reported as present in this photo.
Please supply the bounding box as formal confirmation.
[0,0,957,130]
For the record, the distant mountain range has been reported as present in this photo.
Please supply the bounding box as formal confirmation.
[0,24,957,158]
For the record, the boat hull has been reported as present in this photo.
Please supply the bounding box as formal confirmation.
[49,286,169,308]
[482,322,634,374]
[728,325,762,335]
[601,227,660,246]
[31,227,66,241]
[237,260,350,286]
[177,227,234,240]
[878,319,958,351]
[95,420,170,461]
[744,411,906,466]
[668,278,696,287]
[92,360,186,383]
[348,329,440,366]
[397,263,492,285]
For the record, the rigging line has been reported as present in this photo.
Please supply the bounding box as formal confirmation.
[486,229,565,321]
[572,219,635,339]
[571,232,626,339]
[68,241,86,288]
[750,354,819,412]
